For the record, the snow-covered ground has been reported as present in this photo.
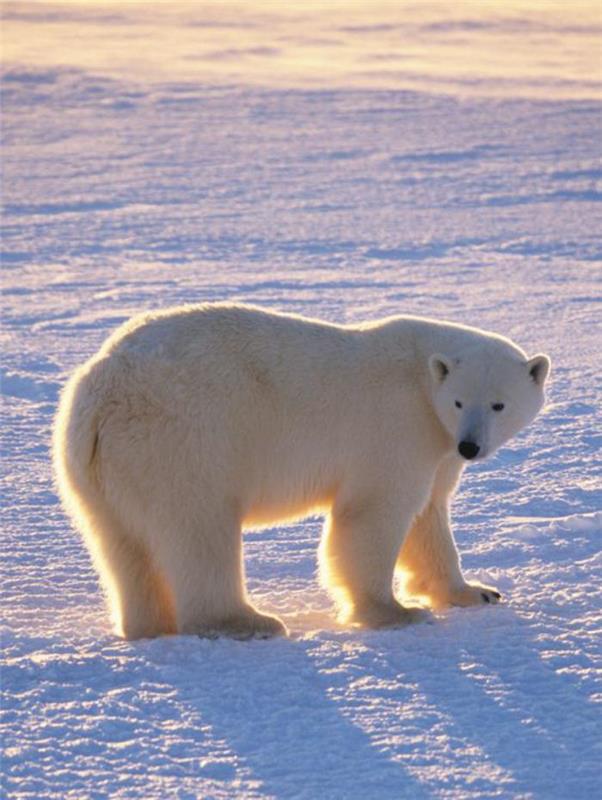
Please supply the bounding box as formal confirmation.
[2,2,601,798]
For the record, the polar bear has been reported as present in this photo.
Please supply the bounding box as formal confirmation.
[53,304,550,640]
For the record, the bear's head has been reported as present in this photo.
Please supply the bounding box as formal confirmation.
[428,347,550,461]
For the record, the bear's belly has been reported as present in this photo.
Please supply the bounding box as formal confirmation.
[243,480,336,529]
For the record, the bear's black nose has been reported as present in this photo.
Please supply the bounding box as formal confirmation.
[458,441,480,460]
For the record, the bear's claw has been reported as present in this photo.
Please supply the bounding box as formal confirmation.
[448,582,502,607]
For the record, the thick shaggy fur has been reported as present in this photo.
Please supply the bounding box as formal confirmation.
[53,304,550,639]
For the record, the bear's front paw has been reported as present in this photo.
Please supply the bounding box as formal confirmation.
[350,599,433,630]
[446,582,502,608]
[193,608,288,640]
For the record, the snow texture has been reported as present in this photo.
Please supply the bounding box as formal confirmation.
[2,3,601,799]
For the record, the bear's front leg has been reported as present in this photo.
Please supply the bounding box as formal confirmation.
[396,456,502,609]
[319,497,431,629]
[397,501,502,608]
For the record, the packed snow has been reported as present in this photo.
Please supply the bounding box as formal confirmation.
[2,2,601,798]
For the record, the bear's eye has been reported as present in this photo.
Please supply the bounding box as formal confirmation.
[455,400,462,409]
[492,403,505,412]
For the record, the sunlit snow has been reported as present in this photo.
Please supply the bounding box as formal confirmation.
[2,2,601,799]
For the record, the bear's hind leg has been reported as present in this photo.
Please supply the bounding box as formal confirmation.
[86,511,177,640]
[155,508,286,639]
[320,498,430,629]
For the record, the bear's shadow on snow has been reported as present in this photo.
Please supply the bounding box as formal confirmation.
[143,604,597,798]
[358,607,599,796]
[147,633,431,800]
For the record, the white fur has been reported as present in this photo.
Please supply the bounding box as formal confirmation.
[53,304,550,639]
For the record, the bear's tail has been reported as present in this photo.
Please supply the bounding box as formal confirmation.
[52,358,107,523]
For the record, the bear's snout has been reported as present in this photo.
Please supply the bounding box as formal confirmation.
[458,441,480,460]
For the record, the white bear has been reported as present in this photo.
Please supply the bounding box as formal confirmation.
[53,304,550,640]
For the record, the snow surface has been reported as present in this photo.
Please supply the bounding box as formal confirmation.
[2,2,601,799]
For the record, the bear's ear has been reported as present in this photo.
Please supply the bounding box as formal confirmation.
[428,353,453,383]
[527,354,551,386]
